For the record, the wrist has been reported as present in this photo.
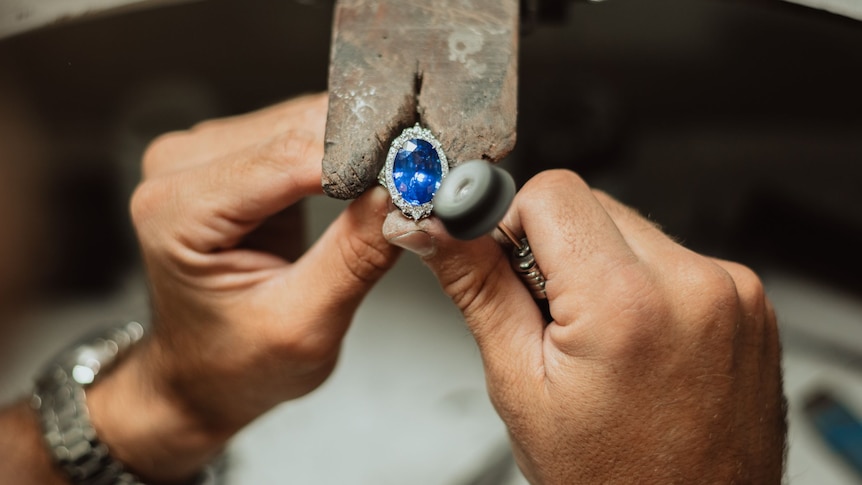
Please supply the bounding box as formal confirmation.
[86,340,228,484]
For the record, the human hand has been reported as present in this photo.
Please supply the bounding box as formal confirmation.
[87,93,400,482]
[384,170,786,484]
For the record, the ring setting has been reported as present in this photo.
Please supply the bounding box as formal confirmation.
[379,123,449,220]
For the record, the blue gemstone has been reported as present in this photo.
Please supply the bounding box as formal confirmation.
[392,138,443,205]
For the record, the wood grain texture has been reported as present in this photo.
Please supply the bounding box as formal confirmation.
[323,0,519,199]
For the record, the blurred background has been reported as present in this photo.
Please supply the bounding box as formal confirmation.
[0,0,860,483]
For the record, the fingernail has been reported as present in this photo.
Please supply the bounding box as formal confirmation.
[389,230,436,258]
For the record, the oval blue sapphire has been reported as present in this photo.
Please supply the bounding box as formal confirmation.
[392,138,443,205]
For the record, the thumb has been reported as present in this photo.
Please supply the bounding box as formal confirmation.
[383,211,544,384]
[294,186,402,320]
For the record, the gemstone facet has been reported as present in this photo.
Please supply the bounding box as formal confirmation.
[393,139,443,205]
[380,124,449,220]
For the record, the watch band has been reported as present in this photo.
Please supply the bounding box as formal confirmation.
[31,321,221,485]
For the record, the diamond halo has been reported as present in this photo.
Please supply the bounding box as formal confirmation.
[379,123,449,220]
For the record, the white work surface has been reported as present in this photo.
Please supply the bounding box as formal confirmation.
[223,260,516,484]
[2,196,861,484]
[764,270,862,485]
[223,196,523,484]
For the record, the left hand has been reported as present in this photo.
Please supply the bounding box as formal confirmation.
[87,93,401,482]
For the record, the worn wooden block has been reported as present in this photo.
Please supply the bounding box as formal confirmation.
[322,0,519,200]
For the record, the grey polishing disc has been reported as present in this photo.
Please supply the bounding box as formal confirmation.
[433,160,516,240]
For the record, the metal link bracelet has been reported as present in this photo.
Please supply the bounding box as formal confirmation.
[32,321,223,485]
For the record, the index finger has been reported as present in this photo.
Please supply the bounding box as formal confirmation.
[501,170,640,325]
[132,129,323,256]
[143,93,327,179]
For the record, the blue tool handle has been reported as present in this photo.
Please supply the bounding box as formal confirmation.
[805,391,862,477]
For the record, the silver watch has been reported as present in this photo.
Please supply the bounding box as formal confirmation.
[31,321,222,485]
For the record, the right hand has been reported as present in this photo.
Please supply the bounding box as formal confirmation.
[383,170,786,484]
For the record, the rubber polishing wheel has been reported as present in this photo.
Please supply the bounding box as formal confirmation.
[433,160,516,240]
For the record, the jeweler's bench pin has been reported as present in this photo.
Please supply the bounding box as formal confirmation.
[433,160,548,301]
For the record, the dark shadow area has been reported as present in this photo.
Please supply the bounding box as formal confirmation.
[517,0,862,298]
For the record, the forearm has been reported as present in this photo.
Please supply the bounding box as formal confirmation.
[0,399,69,484]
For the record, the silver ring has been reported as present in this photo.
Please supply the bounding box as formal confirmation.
[379,123,449,220]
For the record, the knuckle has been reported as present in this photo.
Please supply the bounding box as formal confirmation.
[129,179,166,227]
[764,296,778,325]
[141,131,187,178]
[441,262,482,309]
[763,296,780,345]
[336,232,392,285]
[679,260,742,322]
[590,188,614,205]
[247,131,319,188]
[129,179,192,261]
[189,117,221,133]
[690,259,737,296]
[515,171,592,239]
[264,130,316,166]
[436,252,505,317]
[726,262,766,315]
[520,169,588,205]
